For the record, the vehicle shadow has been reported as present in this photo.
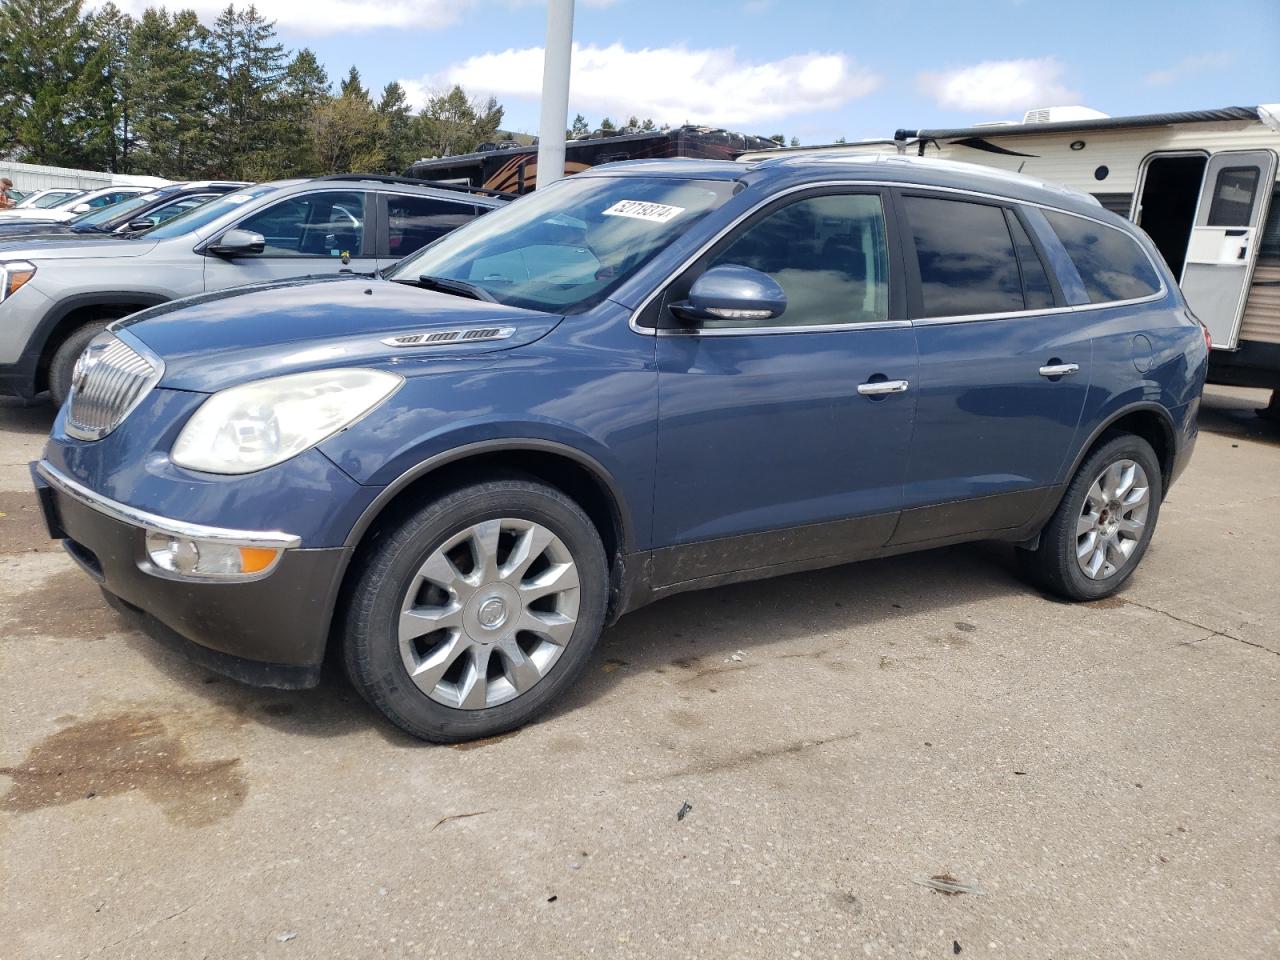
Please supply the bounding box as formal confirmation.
[112,540,1036,748]
[553,541,1035,720]
[0,395,56,437]
[1197,385,1280,447]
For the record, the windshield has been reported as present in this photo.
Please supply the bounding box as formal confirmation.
[70,191,164,228]
[27,191,80,209]
[389,176,737,313]
[146,185,278,239]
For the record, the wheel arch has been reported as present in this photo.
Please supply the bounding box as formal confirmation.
[1065,402,1178,493]
[33,292,169,393]
[343,438,633,560]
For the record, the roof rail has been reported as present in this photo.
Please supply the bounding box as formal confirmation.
[316,173,517,200]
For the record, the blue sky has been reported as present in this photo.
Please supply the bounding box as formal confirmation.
[124,0,1280,144]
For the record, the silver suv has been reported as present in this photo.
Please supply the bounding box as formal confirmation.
[0,175,508,402]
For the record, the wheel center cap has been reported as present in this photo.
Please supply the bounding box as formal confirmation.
[477,597,508,630]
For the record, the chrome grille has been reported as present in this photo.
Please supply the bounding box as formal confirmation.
[65,333,162,441]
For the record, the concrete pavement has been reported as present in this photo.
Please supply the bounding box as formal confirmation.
[2,386,1277,959]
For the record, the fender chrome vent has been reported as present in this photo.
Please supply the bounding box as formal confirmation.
[381,326,516,347]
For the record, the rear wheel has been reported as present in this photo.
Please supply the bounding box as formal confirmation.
[343,478,608,742]
[1019,433,1162,601]
[48,321,108,406]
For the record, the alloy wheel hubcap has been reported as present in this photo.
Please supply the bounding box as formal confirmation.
[397,518,580,710]
[1075,459,1150,580]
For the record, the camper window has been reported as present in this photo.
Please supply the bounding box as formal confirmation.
[1207,167,1261,227]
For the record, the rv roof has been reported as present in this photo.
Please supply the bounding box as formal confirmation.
[897,105,1264,143]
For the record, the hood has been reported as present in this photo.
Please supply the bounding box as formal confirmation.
[119,275,564,392]
[0,233,155,259]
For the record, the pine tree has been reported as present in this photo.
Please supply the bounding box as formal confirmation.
[376,81,414,173]
[340,66,370,105]
[271,48,330,176]
[570,113,589,138]
[205,4,287,179]
[416,85,502,158]
[128,8,212,177]
[85,2,134,171]
[0,0,108,166]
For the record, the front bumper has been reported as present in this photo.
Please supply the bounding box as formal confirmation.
[32,460,350,688]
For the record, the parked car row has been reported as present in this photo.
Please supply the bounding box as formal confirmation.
[28,155,1208,743]
[0,174,508,403]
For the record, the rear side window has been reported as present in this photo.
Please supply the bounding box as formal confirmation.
[1042,210,1162,303]
[903,196,1023,317]
[387,194,478,258]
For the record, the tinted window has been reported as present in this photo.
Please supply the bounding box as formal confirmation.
[387,194,478,257]
[1007,210,1055,309]
[702,193,890,328]
[904,196,1023,317]
[236,191,366,258]
[1207,166,1260,227]
[1043,210,1162,304]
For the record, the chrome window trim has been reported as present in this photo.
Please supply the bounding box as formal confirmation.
[36,460,302,551]
[655,319,911,337]
[628,178,1169,337]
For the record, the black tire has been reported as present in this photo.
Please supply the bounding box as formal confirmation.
[343,477,608,743]
[1019,432,1163,601]
[48,321,108,406]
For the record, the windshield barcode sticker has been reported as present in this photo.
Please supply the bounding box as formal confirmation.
[602,200,686,223]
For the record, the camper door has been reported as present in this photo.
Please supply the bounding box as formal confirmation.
[1182,150,1277,349]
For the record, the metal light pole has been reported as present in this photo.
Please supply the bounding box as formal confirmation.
[535,0,575,189]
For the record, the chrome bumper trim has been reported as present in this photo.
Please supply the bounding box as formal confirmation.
[35,460,302,550]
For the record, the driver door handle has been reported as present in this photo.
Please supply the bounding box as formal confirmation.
[1038,363,1080,378]
[857,379,910,396]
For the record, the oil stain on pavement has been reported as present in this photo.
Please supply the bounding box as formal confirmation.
[0,710,246,826]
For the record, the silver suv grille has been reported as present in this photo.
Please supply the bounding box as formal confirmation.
[65,333,163,441]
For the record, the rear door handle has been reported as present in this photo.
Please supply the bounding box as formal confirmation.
[1038,363,1079,378]
[857,379,910,396]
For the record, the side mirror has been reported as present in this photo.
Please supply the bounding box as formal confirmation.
[671,264,786,324]
[208,228,266,258]
[125,216,157,232]
[70,203,91,213]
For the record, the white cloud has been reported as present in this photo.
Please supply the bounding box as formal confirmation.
[107,0,464,34]
[917,57,1079,113]
[406,43,881,127]
[1144,52,1234,87]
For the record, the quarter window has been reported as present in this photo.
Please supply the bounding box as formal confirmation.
[235,191,367,258]
[701,193,890,328]
[1007,211,1056,309]
[387,195,479,258]
[1042,210,1162,304]
[903,196,1023,318]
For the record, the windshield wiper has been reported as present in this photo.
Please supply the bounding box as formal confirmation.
[394,274,498,303]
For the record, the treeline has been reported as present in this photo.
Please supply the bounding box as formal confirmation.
[0,0,505,180]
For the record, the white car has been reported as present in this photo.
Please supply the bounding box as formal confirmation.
[11,188,86,210]
[0,185,152,222]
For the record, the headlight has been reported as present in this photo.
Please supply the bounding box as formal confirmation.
[0,260,35,302]
[171,368,402,474]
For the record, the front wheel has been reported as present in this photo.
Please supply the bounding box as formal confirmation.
[1019,433,1163,601]
[48,321,108,406]
[343,478,608,742]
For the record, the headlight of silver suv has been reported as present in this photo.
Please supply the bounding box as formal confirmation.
[0,260,36,303]
[171,368,402,474]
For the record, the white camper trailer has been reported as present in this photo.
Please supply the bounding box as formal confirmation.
[739,107,1280,416]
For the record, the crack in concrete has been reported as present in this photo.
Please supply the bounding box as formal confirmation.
[1123,599,1280,658]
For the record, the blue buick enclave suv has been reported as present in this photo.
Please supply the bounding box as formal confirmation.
[32,155,1208,742]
